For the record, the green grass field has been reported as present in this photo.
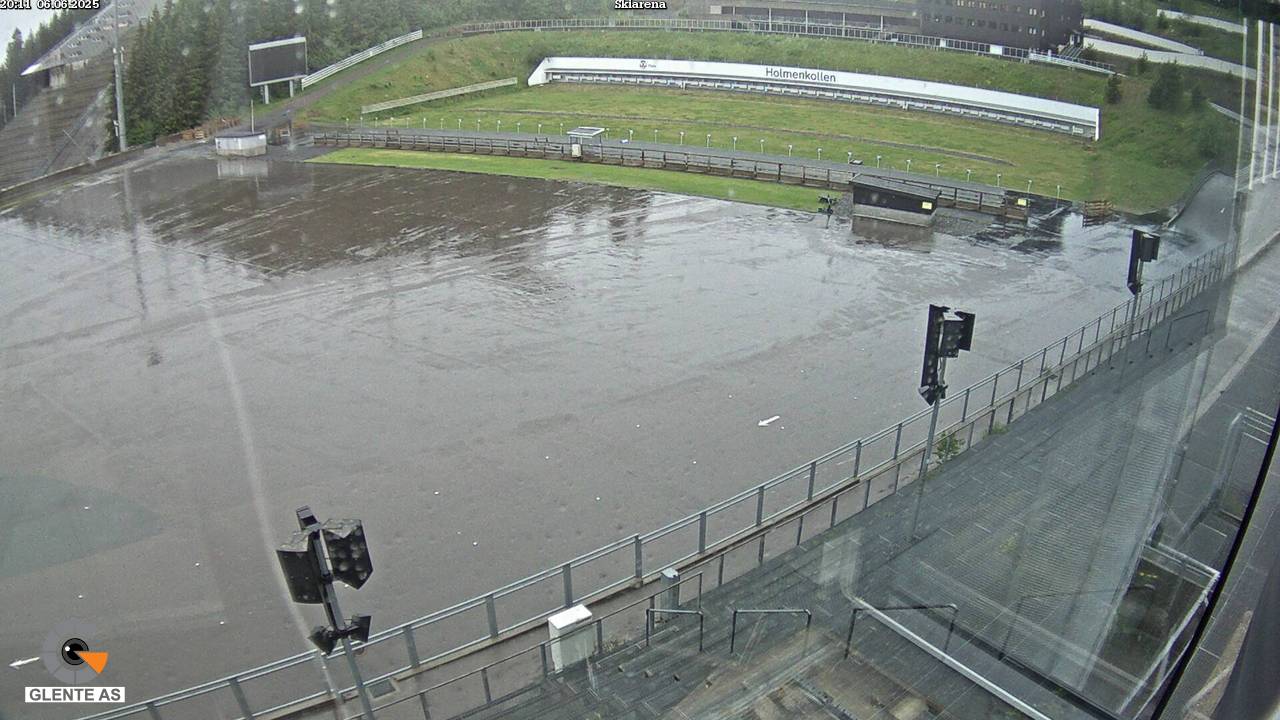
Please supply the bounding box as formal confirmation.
[309,148,827,210]
[299,30,1238,212]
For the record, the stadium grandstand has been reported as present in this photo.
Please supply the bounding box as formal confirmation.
[0,0,157,189]
[688,0,1083,52]
[528,57,1102,139]
[19,0,159,88]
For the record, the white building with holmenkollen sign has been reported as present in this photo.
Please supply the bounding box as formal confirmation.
[527,56,1100,140]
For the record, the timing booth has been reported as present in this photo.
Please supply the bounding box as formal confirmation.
[849,176,942,227]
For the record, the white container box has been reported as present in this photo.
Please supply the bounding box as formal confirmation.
[547,604,594,671]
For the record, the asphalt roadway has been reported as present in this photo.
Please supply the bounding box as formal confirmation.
[0,151,1233,718]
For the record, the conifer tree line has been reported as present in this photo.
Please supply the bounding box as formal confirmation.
[105,0,589,149]
[0,8,101,131]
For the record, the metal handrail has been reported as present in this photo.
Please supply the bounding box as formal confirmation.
[364,571,705,719]
[847,603,958,657]
[729,608,813,653]
[646,608,705,652]
[301,30,423,89]
[73,242,1229,720]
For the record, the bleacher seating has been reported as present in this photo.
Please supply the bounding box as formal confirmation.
[0,61,114,190]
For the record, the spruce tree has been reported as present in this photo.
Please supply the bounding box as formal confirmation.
[1105,74,1122,104]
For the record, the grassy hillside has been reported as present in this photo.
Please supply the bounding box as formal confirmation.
[300,30,1239,211]
[303,31,1110,118]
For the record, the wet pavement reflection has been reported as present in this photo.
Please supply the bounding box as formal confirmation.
[0,152,1228,716]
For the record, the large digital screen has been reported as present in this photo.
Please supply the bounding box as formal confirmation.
[248,37,308,87]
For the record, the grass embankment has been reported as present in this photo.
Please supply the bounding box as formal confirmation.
[1156,0,1244,22]
[308,148,825,210]
[301,31,1238,212]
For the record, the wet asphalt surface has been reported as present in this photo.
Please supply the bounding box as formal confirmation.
[0,149,1231,718]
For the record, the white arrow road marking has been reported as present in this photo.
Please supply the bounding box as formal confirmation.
[8,657,39,669]
[757,415,781,427]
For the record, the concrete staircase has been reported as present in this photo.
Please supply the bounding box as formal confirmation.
[0,60,115,190]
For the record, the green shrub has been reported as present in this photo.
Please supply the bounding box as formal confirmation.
[936,432,963,461]
[1106,74,1123,104]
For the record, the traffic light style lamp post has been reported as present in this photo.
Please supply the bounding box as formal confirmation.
[277,507,377,719]
[912,305,975,537]
[1122,230,1161,364]
[818,195,837,227]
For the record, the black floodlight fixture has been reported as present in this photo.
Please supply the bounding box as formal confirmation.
[349,614,373,644]
[276,532,324,604]
[920,305,976,406]
[309,625,339,655]
[920,304,947,398]
[323,519,373,590]
[1127,230,1161,296]
[278,506,379,718]
[296,505,320,531]
[940,311,976,358]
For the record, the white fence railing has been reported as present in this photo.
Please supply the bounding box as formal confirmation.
[361,78,517,114]
[1028,51,1116,75]
[301,29,423,89]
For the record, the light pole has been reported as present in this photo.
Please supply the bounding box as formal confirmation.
[654,128,659,142]
[817,147,823,160]
[906,159,913,173]
[111,0,127,151]
[996,173,1002,188]
[935,163,941,177]
[457,118,462,130]
[679,131,685,145]
[1026,179,1033,193]
[277,507,377,720]
[1122,230,1161,365]
[760,139,765,153]
[912,306,975,538]
[788,144,793,157]
[966,169,972,182]
[628,129,634,142]
[876,155,882,168]
[516,121,522,133]
[496,119,502,132]
[537,122,543,133]
[732,136,737,150]
[706,133,711,147]
[847,151,853,163]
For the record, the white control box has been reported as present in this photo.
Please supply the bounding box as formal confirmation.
[547,604,594,671]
